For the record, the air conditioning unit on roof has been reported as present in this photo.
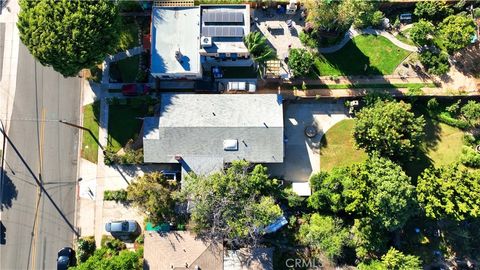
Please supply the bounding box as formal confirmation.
[200,36,212,47]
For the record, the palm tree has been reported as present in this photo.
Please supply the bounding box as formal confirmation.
[244,31,277,77]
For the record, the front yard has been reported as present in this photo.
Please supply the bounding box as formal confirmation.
[319,115,464,177]
[109,55,140,83]
[314,35,411,76]
[81,101,100,163]
[107,97,156,153]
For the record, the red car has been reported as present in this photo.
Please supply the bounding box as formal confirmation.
[121,84,150,96]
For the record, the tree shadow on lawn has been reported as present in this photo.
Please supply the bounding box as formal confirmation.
[314,38,383,77]
[401,109,442,181]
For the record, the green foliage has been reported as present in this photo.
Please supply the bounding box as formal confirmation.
[358,248,422,270]
[363,91,393,107]
[104,148,144,165]
[381,248,422,270]
[76,236,96,263]
[409,20,435,46]
[460,100,480,127]
[419,50,450,75]
[288,48,314,78]
[414,0,453,21]
[310,156,417,232]
[354,100,425,160]
[299,31,319,48]
[244,31,276,75]
[297,213,351,261]
[117,19,139,53]
[71,248,141,270]
[101,235,126,252]
[17,0,120,77]
[352,217,389,260]
[134,234,144,245]
[427,98,439,111]
[117,0,143,12]
[417,165,480,221]
[126,172,177,224]
[103,190,128,202]
[180,160,282,245]
[306,0,376,32]
[439,15,476,53]
[281,187,304,208]
[460,146,480,168]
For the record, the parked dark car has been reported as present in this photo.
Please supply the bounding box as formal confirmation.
[121,84,150,96]
[57,247,75,270]
[105,220,138,236]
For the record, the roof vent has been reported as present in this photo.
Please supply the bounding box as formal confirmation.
[175,49,183,62]
[223,139,238,151]
[200,36,212,47]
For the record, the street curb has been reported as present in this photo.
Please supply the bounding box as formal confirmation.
[73,71,86,243]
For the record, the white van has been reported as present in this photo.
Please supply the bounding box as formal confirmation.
[226,81,256,93]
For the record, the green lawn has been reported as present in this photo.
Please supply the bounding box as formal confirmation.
[108,101,149,153]
[319,117,464,177]
[287,82,436,90]
[314,35,411,76]
[109,55,139,83]
[81,102,100,163]
[319,119,368,171]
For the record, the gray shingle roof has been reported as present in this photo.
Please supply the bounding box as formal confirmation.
[143,94,284,165]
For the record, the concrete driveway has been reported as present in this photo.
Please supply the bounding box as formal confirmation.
[267,100,348,182]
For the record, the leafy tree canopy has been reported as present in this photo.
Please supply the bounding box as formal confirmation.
[126,172,177,224]
[305,0,376,32]
[180,160,283,245]
[288,48,314,78]
[419,50,450,75]
[417,165,480,221]
[71,248,141,270]
[309,156,417,232]
[297,213,352,261]
[439,15,476,53]
[460,100,480,127]
[358,248,422,270]
[410,20,435,46]
[353,100,425,160]
[17,0,120,77]
[244,31,276,76]
[414,0,453,21]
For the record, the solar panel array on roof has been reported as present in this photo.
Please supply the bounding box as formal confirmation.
[203,12,244,23]
[202,26,244,37]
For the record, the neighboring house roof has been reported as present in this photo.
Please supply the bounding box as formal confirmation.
[199,5,250,55]
[151,7,201,77]
[143,94,284,168]
[224,248,274,270]
[143,231,223,270]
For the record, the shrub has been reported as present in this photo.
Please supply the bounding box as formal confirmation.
[104,190,128,202]
[288,48,314,78]
[101,235,126,251]
[135,234,144,245]
[427,98,440,112]
[460,146,480,168]
[437,112,470,129]
[76,236,96,263]
[104,148,143,165]
[299,31,319,48]
[419,50,450,75]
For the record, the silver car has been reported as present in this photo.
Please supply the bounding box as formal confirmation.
[105,220,138,235]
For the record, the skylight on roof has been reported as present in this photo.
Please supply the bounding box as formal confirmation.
[223,139,238,151]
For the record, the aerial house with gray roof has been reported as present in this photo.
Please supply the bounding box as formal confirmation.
[143,94,284,176]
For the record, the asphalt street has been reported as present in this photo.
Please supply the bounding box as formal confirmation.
[0,43,81,270]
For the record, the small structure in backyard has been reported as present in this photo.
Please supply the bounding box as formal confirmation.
[150,4,252,80]
[142,93,284,178]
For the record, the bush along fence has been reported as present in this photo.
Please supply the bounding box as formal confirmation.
[103,189,129,203]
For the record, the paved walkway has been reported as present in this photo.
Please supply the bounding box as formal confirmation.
[101,46,144,85]
[319,27,418,53]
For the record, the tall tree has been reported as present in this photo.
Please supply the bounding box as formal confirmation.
[17,0,120,77]
[309,156,417,232]
[414,0,453,21]
[409,20,435,46]
[288,48,314,78]
[417,165,480,221]
[439,15,476,53]
[244,31,276,76]
[297,213,352,261]
[460,100,480,127]
[126,172,177,224]
[179,161,283,245]
[353,100,425,160]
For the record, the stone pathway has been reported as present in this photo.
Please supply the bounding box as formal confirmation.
[319,26,418,54]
